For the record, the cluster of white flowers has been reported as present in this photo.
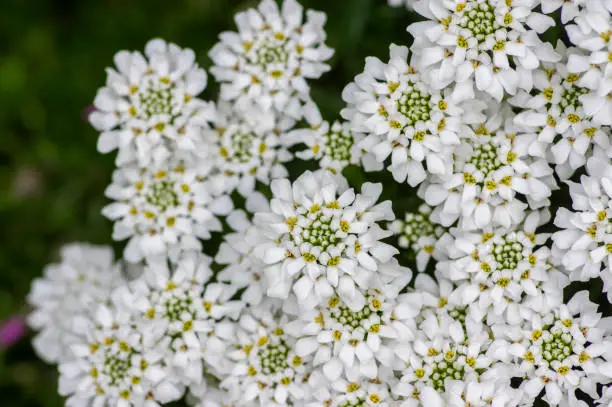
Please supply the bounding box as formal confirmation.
[26,0,612,406]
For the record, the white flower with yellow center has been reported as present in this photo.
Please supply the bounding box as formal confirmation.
[389,203,447,272]
[438,215,568,324]
[408,0,559,101]
[209,0,333,120]
[220,309,314,406]
[552,156,612,301]
[102,160,233,263]
[308,370,403,407]
[566,2,612,126]
[294,284,405,382]
[58,304,183,407]
[127,253,241,386]
[90,38,214,167]
[394,315,511,407]
[254,170,398,311]
[27,243,125,364]
[418,105,557,230]
[291,120,364,174]
[511,50,611,178]
[342,44,482,185]
[204,103,292,197]
[492,291,612,406]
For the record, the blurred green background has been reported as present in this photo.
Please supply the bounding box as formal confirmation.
[0,0,415,405]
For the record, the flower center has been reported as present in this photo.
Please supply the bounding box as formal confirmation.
[560,85,588,113]
[541,331,573,364]
[458,1,500,42]
[103,350,132,386]
[428,350,466,392]
[258,341,290,375]
[300,213,340,251]
[329,299,373,330]
[228,131,257,163]
[252,40,289,68]
[466,142,502,177]
[492,236,524,270]
[324,129,354,162]
[401,212,436,247]
[397,84,433,125]
[146,180,179,211]
[134,80,177,119]
[163,294,194,322]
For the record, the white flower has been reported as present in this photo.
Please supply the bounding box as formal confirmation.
[291,120,364,174]
[552,156,612,300]
[492,291,612,406]
[394,314,512,407]
[388,0,416,9]
[27,243,125,364]
[89,38,214,167]
[418,104,557,230]
[511,46,611,178]
[566,2,612,125]
[58,303,183,407]
[254,170,400,311]
[389,203,447,272]
[408,0,559,101]
[219,307,314,406]
[438,211,567,324]
[204,102,293,197]
[341,44,484,185]
[102,159,233,263]
[216,209,270,306]
[294,279,407,382]
[307,369,403,407]
[125,253,240,386]
[209,0,333,120]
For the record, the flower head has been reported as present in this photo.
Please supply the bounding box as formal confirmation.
[90,39,214,166]
[408,0,559,100]
[27,243,125,363]
[254,170,399,311]
[102,159,233,262]
[342,44,483,185]
[209,0,333,120]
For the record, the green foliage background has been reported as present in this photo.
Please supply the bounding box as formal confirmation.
[0,0,417,405]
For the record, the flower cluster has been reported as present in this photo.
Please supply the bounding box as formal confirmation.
[26,0,612,406]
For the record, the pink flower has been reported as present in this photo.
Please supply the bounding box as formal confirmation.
[0,316,26,348]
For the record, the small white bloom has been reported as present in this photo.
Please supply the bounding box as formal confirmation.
[552,156,612,300]
[342,44,484,185]
[126,253,241,386]
[254,170,400,311]
[511,46,611,178]
[102,159,233,263]
[290,120,364,174]
[389,203,447,272]
[408,0,559,100]
[294,280,406,382]
[418,104,557,230]
[219,307,315,406]
[204,102,293,197]
[566,2,612,125]
[27,243,125,364]
[438,212,567,324]
[58,303,183,407]
[89,38,214,166]
[209,0,333,120]
[492,291,612,406]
